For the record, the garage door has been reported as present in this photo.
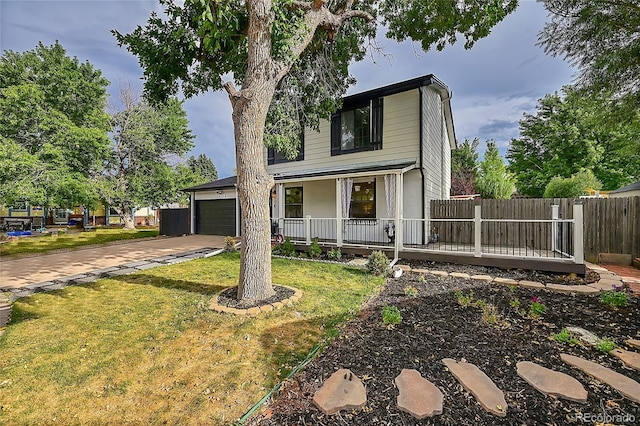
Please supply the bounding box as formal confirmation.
[196,199,237,235]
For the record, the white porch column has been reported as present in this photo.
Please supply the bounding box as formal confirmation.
[336,178,343,247]
[551,204,559,253]
[394,172,403,258]
[276,183,285,234]
[190,192,195,234]
[235,188,241,237]
[573,202,584,264]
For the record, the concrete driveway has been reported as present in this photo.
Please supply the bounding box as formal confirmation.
[0,234,227,290]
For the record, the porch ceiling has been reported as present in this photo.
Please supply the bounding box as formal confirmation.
[272,158,417,183]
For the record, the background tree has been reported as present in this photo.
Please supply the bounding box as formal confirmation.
[0,42,110,207]
[538,0,640,114]
[476,141,515,199]
[450,138,479,196]
[507,86,639,197]
[96,87,194,229]
[186,154,218,182]
[543,169,602,198]
[115,0,518,303]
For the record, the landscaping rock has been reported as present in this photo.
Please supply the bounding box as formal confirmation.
[596,278,624,289]
[450,272,470,279]
[516,361,587,403]
[411,268,430,274]
[312,369,366,415]
[442,358,507,417]
[470,275,493,282]
[566,327,600,346]
[560,353,640,403]
[626,339,640,349]
[394,369,443,419]
[519,280,545,289]
[546,284,599,294]
[430,270,449,277]
[493,277,517,285]
[610,348,640,371]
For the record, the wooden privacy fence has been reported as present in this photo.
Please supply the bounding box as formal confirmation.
[430,197,640,264]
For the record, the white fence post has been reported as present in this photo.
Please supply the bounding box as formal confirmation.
[573,203,584,264]
[305,215,311,245]
[474,204,482,257]
[335,179,343,247]
[551,204,559,253]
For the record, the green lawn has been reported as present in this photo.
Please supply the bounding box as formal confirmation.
[0,228,159,257]
[0,253,383,425]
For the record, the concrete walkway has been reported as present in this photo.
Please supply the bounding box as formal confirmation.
[0,234,226,291]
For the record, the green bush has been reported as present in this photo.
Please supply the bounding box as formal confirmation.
[366,250,389,276]
[381,305,402,327]
[600,290,628,308]
[277,237,296,257]
[595,337,617,353]
[308,238,322,258]
[326,248,342,261]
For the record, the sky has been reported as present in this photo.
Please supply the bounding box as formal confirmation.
[0,0,575,179]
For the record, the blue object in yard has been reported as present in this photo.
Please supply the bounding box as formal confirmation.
[7,231,32,237]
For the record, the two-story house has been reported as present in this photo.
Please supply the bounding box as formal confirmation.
[185,74,455,250]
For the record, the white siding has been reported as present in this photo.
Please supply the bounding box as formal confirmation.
[420,86,443,221]
[266,90,421,175]
[195,189,237,201]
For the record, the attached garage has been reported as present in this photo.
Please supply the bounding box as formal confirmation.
[196,199,236,235]
[184,176,240,236]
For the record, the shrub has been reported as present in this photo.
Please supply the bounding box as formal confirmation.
[277,237,296,257]
[600,290,628,308]
[366,250,389,276]
[381,305,402,327]
[326,248,342,261]
[403,285,419,298]
[224,236,237,252]
[454,290,474,307]
[529,296,546,319]
[595,337,617,353]
[552,328,580,346]
[308,238,322,258]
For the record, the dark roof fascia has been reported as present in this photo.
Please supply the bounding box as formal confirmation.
[610,180,640,193]
[340,74,449,110]
[273,161,416,182]
[183,176,237,192]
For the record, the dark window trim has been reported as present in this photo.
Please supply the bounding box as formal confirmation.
[267,131,305,165]
[331,98,383,156]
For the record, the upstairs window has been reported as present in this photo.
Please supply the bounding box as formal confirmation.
[267,132,304,165]
[331,98,383,156]
[285,187,303,218]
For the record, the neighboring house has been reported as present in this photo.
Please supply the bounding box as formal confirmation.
[609,180,640,198]
[187,74,455,249]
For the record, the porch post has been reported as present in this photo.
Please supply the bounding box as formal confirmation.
[394,172,403,258]
[305,215,311,245]
[190,193,195,234]
[276,183,285,235]
[573,202,584,264]
[336,178,343,247]
[474,204,482,257]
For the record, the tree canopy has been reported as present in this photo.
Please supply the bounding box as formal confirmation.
[538,0,640,112]
[450,138,479,196]
[476,141,515,199]
[507,86,640,197]
[186,154,218,183]
[0,41,111,207]
[114,0,518,302]
[543,169,601,198]
[95,87,194,229]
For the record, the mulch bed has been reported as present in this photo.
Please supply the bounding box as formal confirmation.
[256,264,640,425]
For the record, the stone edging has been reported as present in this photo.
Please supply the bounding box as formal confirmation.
[208,285,303,316]
[398,263,634,295]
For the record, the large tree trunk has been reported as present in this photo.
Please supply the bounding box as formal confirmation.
[232,0,277,303]
[119,207,136,230]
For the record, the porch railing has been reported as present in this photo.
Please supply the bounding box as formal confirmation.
[272,204,584,264]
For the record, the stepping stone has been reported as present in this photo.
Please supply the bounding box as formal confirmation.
[313,369,367,415]
[493,277,517,285]
[626,339,640,349]
[546,284,600,294]
[588,282,620,291]
[394,369,443,419]
[519,280,545,289]
[561,353,640,403]
[610,348,640,371]
[471,275,493,282]
[596,278,624,289]
[516,361,587,403]
[442,358,507,417]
